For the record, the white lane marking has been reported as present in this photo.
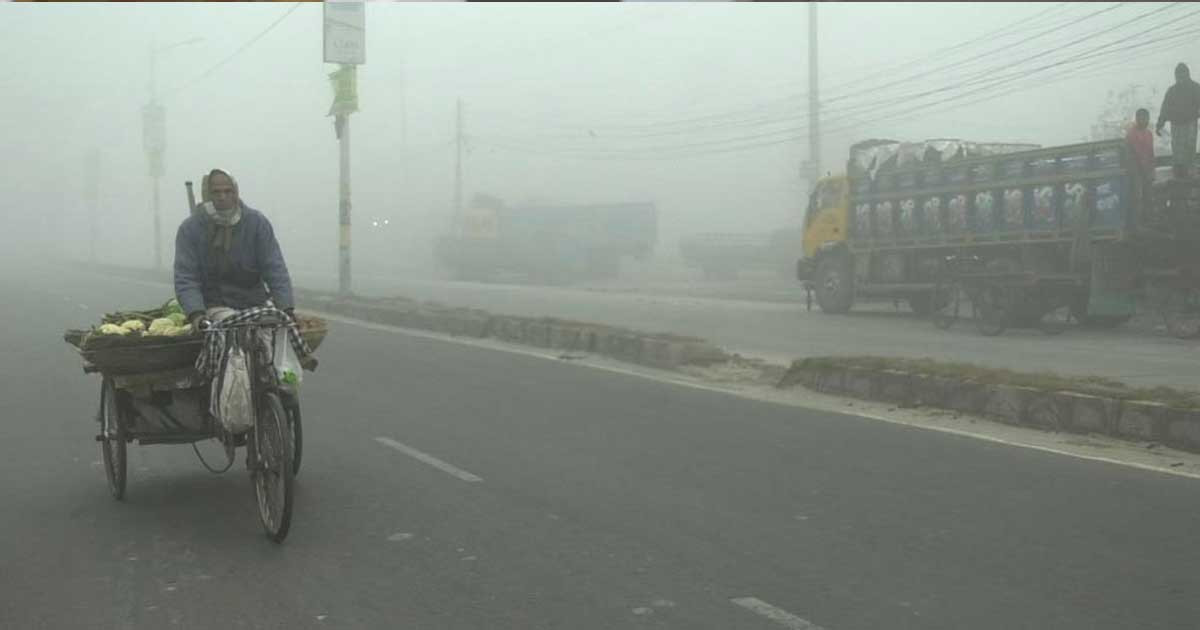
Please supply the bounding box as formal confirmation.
[387,532,414,542]
[732,597,827,630]
[374,437,483,483]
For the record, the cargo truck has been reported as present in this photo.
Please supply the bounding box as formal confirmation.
[796,137,1200,336]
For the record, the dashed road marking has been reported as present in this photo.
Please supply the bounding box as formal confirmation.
[374,437,483,483]
[732,597,827,630]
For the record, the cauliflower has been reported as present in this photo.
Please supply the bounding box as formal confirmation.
[120,319,146,333]
[166,324,193,337]
[147,317,194,337]
[147,317,177,336]
[98,323,129,336]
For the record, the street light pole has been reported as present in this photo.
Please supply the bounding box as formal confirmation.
[454,98,463,228]
[145,37,201,271]
[149,43,162,271]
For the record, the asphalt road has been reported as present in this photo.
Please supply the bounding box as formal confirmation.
[5,269,1200,629]
[289,268,1200,391]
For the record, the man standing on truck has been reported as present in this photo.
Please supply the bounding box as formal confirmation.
[174,168,296,329]
[1127,108,1155,215]
[1155,62,1200,178]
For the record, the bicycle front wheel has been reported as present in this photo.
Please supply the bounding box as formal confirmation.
[100,378,127,501]
[252,391,294,543]
[932,279,962,330]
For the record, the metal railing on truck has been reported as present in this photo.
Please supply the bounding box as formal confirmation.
[847,139,1130,252]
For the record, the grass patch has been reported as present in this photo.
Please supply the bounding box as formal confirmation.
[789,355,1200,409]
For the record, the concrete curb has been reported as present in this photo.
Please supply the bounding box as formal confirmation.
[294,288,729,372]
[781,362,1200,454]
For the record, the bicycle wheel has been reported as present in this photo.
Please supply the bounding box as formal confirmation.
[1037,298,1072,336]
[252,391,294,543]
[99,378,127,501]
[932,279,962,330]
[1162,288,1200,339]
[288,403,303,477]
[972,283,1010,337]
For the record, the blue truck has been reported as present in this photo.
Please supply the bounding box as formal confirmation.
[797,138,1200,336]
[434,195,658,284]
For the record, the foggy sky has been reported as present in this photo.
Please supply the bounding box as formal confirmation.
[0,2,1189,277]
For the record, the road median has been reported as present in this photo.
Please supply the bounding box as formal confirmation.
[779,356,1200,453]
[292,286,729,371]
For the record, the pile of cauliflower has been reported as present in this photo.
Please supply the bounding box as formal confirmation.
[94,299,194,338]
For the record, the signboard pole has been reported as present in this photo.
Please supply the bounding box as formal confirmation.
[338,112,351,296]
[325,1,364,297]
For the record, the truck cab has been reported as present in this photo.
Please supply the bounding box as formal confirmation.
[796,175,851,290]
[801,175,851,261]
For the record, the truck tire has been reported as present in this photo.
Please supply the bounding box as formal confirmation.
[815,255,854,314]
[907,293,936,316]
[985,257,1038,327]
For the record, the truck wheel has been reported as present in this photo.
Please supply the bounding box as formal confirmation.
[907,293,937,316]
[815,256,854,314]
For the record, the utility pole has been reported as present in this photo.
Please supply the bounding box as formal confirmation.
[808,1,821,184]
[398,54,408,197]
[454,98,464,229]
[145,45,165,271]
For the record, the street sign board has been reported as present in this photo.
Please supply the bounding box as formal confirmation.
[324,2,365,65]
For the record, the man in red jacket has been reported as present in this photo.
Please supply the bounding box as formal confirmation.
[1127,108,1155,218]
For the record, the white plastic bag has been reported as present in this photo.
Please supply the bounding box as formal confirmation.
[213,343,254,434]
[273,329,303,386]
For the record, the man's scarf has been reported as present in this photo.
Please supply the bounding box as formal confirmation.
[201,200,242,267]
[201,168,243,268]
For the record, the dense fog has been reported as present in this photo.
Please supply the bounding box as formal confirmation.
[0,2,1187,289]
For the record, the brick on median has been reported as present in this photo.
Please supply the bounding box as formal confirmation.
[1116,400,1169,442]
[1163,408,1200,451]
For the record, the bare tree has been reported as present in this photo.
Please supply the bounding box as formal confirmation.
[1089,84,1170,156]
